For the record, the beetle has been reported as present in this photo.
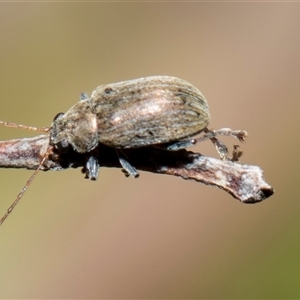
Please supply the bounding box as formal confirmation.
[0,76,247,225]
[50,76,211,179]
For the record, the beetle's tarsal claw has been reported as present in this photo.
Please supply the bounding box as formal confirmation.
[231,145,243,162]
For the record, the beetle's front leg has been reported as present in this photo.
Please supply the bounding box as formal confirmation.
[83,154,100,180]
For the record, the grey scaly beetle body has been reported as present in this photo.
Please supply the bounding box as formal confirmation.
[51,76,210,151]
[50,76,210,178]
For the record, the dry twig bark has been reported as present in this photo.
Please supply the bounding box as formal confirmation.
[0,135,274,203]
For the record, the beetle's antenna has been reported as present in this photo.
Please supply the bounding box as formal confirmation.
[0,121,50,133]
[0,146,53,226]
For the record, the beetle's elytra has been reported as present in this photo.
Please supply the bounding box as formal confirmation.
[50,76,210,153]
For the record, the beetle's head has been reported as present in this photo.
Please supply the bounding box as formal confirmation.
[50,101,99,154]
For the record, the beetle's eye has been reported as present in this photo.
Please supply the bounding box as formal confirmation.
[53,112,64,122]
[104,87,113,94]
[55,140,69,153]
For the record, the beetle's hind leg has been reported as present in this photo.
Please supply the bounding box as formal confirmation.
[166,128,247,160]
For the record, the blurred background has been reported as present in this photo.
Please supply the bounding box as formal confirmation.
[0,2,299,298]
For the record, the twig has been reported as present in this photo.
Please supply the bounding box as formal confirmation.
[0,135,274,203]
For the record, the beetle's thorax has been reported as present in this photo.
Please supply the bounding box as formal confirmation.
[50,100,99,153]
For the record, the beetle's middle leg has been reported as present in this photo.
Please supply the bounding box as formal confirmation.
[116,149,139,178]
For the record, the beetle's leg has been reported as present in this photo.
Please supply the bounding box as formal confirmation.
[231,145,243,162]
[166,129,216,151]
[116,149,139,178]
[166,128,247,160]
[165,135,205,150]
[84,155,100,180]
[208,128,247,142]
[167,128,247,150]
[208,135,229,160]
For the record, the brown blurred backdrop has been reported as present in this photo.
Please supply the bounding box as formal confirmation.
[1,3,299,299]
